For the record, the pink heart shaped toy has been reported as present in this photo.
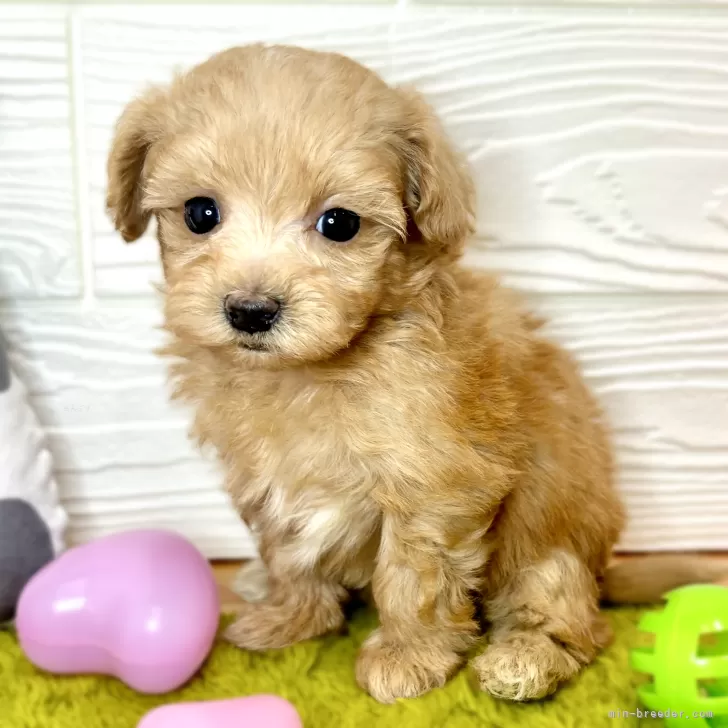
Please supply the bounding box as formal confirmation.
[137,695,303,728]
[16,529,219,694]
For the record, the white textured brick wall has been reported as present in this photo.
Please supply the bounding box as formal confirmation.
[1,3,727,557]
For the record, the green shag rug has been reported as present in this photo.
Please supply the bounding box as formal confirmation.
[1,608,649,728]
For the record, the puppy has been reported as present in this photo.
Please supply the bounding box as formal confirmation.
[107,45,723,704]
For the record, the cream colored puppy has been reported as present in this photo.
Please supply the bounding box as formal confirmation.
[107,44,722,704]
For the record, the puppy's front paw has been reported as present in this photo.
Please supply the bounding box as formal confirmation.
[469,632,580,701]
[355,628,461,703]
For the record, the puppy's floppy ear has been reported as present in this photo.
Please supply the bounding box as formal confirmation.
[396,89,475,261]
[106,87,167,243]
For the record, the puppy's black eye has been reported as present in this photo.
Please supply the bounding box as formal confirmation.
[315,208,360,243]
[184,197,220,234]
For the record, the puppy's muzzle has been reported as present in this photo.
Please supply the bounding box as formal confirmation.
[224,293,281,334]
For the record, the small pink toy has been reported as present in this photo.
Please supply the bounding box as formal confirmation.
[16,528,219,694]
[137,695,303,728]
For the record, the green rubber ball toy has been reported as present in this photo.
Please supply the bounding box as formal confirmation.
[631,584,728,727]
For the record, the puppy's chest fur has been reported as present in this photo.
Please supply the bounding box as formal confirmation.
[199,353,454,580]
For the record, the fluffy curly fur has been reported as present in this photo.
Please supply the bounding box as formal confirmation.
[107,44,721,704]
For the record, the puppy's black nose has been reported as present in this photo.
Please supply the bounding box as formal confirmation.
[225,295,280,334]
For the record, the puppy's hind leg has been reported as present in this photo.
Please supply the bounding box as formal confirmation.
[225,538,347,651]
[470,550,610,701]
[225,573,346,651]
[231,558,270,604]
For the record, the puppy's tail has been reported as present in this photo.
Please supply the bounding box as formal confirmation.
[600,555,728,604]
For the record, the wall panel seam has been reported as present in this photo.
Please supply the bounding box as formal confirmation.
[67,7,96,308]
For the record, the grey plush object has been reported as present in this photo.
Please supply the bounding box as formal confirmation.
[0,329,66,623]
[0,499,54,623]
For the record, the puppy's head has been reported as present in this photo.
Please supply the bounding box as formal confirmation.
[108,45,474,367]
